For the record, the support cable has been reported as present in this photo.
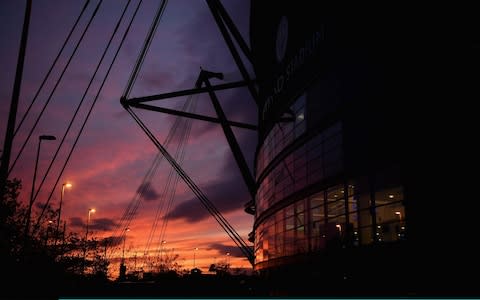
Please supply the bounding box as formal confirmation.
[205,0,259,105]
[32,0,141,235]
[123,0,168,99]
[106,93,194,261]
[31,0,131,229]
[105,1,169,259]
[149,95,196,269]
[124,105,254,265]
[211,0,253,63]
[13,0,91,139]
[8,0,103,175]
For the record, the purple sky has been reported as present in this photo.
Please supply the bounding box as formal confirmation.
[0,0,257,273]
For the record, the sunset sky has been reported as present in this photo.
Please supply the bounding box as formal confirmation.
[0,0,257,276]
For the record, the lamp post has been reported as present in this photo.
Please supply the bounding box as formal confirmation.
[122,227,130,264]
[395,211,402,221]
[24,134,56,239]
[44,220,53,246]
[160,240,166,268]
[226,252,231,266]
[336,224,342,233]
[83,208,95,273]
[85,208,95,242]
[55,182,72,245]
[193,247,198,269]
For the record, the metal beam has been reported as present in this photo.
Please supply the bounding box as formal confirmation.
[206,0,260,106]
[211,0,253,63]
[0,0,32,200]
[125,80,250,104]
[129,102,257,131]
[201,70,257,199]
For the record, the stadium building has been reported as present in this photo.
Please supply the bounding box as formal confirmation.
[245,1,451,295]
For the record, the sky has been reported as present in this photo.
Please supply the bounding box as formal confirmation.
[0,0,258,276]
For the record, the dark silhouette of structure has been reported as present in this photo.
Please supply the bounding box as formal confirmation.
[246,1,477,296]
[119,0,478,296]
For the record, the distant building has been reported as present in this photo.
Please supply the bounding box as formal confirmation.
[247,1,459,295]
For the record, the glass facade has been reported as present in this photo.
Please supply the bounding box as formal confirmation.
[256,94,306,178]
[254,169,406,266]
[254,86,406,268]
[256,122,343,215]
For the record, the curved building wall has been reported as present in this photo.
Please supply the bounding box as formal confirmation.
[247,0,476,296]
[250,1,408,275]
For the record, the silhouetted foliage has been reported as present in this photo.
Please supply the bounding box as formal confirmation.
[0,178,24,257]
[0,179,113,298]
[0,179,263,298]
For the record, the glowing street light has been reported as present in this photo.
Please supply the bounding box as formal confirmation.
[86,208,95,241]
[55,182,72,244]
[193,247,199,269]
[395,211,402,221]
[83,208,95,274]
[336,224,342,233]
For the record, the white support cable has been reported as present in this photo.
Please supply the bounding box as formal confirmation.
[125,106,254,265]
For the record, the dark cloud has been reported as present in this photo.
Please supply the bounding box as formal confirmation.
[69,216,118,231]
[208,242,251,258]
[99,235,124,247]
[137,181,161,202]
[70,217,84,227]
[165,128,256,223]
[168,143,255,222]
[165,174,249,222]
[90,218,119,231]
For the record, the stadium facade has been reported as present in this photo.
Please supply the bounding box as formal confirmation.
[246,1,444,295]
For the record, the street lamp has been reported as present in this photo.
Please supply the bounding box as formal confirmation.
[24,134,56,238]
[122,227,130,264]
[395,211,402,221]
[83,208,95,274]
[193,247,199,269]
[44,220,54,246]
[85,208,95,242]
[226,252,231,266]
[336,224,342,233]
[55,182,72,244]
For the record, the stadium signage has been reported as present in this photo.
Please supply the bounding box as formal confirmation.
[262,28,324,121]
